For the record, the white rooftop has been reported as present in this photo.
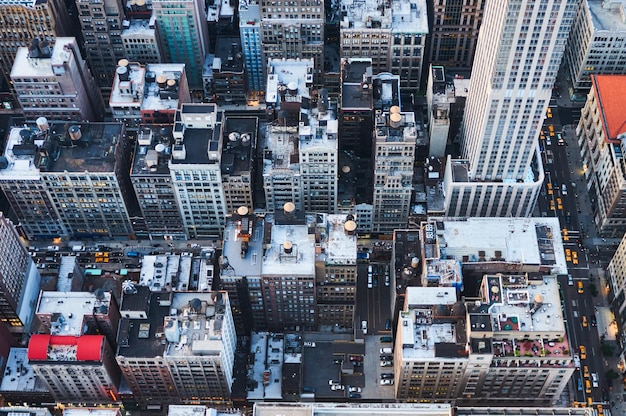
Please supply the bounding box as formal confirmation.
[440,217,567,273]
[589,0,626,31]
[222,215,264,277]
[163,292,228,358]
[10,38,77,79]
[121,17,157,36]
[63,410,120,416]
[263,124,299,175]
[248,332,284,400]
[56,256,77,292]
[405,286,457,306]
[266,58,313,106]
[0,348,48,393]
[262,216,316,277]
[0,127,42,180]
[168,405,241,416]
[139,254,189,291]
[341,0,427,33]
[320,214,357,265]
[109,62,146,109]
[477,274,565,334]
[253,402,452,416]
[36,291,113,336]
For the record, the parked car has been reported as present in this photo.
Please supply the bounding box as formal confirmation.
[380,379,394,385]
[330,384,344,391]
[348,386,361,393]
[380,361,393,367]
[380,336,393,343]
[349,393,361,399]
[380,373,394,379]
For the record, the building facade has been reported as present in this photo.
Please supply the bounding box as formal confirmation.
[76,0,126,103]
[239,0,263,92]
[428,0,484,69]
[153,0,209,89]
[121,15,163,64]
[565,0,626,93]
[339,0,428,90]
[170,104,226,239]
[0,122,135,240]
[372,106,416,235]
[0,212,40,335]
[0,0,72,109]
[27,334,121,404]
[576,74,626,237]
[315,215,358,329]
[130,125,186,241]
[11,38,104,121]
[444,0,576,217]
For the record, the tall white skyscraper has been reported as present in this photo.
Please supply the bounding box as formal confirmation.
[444,0,576,217]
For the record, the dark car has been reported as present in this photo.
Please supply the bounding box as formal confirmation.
[385,319,392,330]
[349,393,361,399]
[381,373,394,379]
[125,263,140,268]
[349,355,363,362]
[591,316,597,327]
[380,355,393,361]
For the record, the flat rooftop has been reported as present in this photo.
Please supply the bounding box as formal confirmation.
[10,38,77,79]
[131,125,174,175]
[36,291,114,336]
[262,215,316,277]
[253,403,452,416]
[213,37,244,73]
[320,214,357,265]
[221,115,257,175]
[0,123,124,179]
[143,63,187,112]
[440,217,567,273]
[117,291,170,358]
[63,410,120,416]
[168,405,242,416]
[248,332,283,400]
[266,59,313,105]
[222,214,264,277]
[0,348,49,393]
[589,0,626,31]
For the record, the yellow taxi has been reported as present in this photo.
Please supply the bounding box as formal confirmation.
[547,182,553,194]
[578,281,584,294]
[583,365,590,378]
[550,200,555,211]
[582,315,588,327]
[549,125,555,136]
[562,228,569,241]
[573,251,579,265]
[565,248,572,262]
[580,345,586,360]
[556,197,563,210]
[547,108,553,118]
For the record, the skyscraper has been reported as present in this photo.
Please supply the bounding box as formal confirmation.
[153,0,209,90]
[444,0,576,217]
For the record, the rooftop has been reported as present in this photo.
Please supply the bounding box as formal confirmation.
[266,59,314,106]
[131,125,174,175]
[36,291,113,336]
[168,405,242,416]
[471,273,566,333]
[591,74,626,141]
[340,0,427,33]
[171,104,223,166]
[399,287,464,360]
[121,17,157,36]
[221,115,257,176]
[588,0,626,31]
[0,348,49,393]
[262,214,316,277]
[319,214,358,266]
[117,291,170,358]
[27,334,104,362]
[253,402,452,416]
[248,332,283,400]
[222,213,264,278]
[439,217,567,273]
[63,409,121,416]
[0,122,124,180]
[213,37,244,73]
[263,123,299,175]
[143,64,187,112]
[109,61,146,109]
[340,58,373,110]
[11,38,78,79]
[138,254,192,292]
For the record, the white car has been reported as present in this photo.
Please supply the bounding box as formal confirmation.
[591,373,599,388]
[330,384,344,391]
[380,379,394,385]
[348,386,361,393]
[361,320,367,334]
[380,361,393,367]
